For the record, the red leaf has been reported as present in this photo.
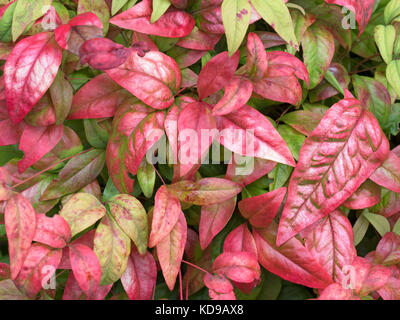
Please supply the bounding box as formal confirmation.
[225,155,277,187]
[18,124,64,174]
[318,283,360,300]
[4,32,62,123]
[14,243,62,298]
[239,187,286,228]
[252,51,309,106]
[377,266,400,300]
[62,271,112,300]
[350,257,391,296]
[254,223,333,289]
[79,38,131,70]
[199,196,236,250]
[121,248,157,300]
[177,27,221,51]
[5,194,36,279]
[216,104,296,166]
[105,50,181,110]
[304,210,356,283]
[69,243,102,299]
[325,0,374,35]
[69,74,131,119]
[110,0,195,38]
[203,273,233,293]
[277,92,389,246]
[177,102,217,178]
[156,210,187,291]
[197,51,240,100]
[126,111,165,175]
[149,185,182,248]
[212,251,260,284]
[33,214,71,249]
[212,77,253,116]
[168,178,242,206]
[370,151,400,193]
[223,223,258,259]
[54,12,103,55]
[375,232,400,266]
[343,180,381,210]
[245,32,268,81]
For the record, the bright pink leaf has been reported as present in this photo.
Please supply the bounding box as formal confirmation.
[197,51,240,100]
[110,0,195,38]
[14,243,62,298]
[199,196,236,250]
[246,32,268,81]
[149,185,182,248]
[216,104,296,166]
[277,92,389,246]
[318,283,360,300]
[304,210,356,283]
[33,214,71,249]
[5,194,36,279]
[121,248,157,300]
[239,187,286,228]
[18,124,64,174]
[203,273,233,294]
[343,180,381,210]
[212,77,253,116]
[69,243,102,299]
[223,223,258,259]
[375,232,400,266]
[157,210,187,291]
[4,32,62,123]
[212,251,260,284]
[105,50,181,110]
[370,151,400,193]
[254,223,333,289]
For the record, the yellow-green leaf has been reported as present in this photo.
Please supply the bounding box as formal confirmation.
[151,0,171,23]
[221,0,251,56]
[363,211,391,237]
[251,0,298,49]
[386,60,400,97]
[374,25,395,65]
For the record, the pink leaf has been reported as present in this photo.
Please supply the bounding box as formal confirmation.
[149,185,182,248]
[254,223,333,289]
[370,151,400,193]
[304,210,356,283]
[18,124,64,174]
[197,51,240,100]
[277,93,389,246]
[110,0,195,38]
[4,32,62,123]
[216,104,296,166]
[375,232,400,266]
[212,77,253,116]
[343,180,381,210]
[33,214,71,249]
[223,223,258,259]
[105,50,181,110]
[121,248,157,300]
[199,196,236,250]
[238,187,286,228]
[69,243,102,298]
[157,210,187,291]
[245,32,268,81]
[5,194,36,279]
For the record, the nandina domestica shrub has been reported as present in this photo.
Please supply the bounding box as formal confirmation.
[0,0,399,301]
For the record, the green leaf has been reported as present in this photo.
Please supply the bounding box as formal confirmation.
[374,25,395,65]
[363,211,391,237]
[302,22,334,89]
[77,0,110,34]
[0,0,17,42]
[353,213,370,246]
[277,125,305,161]
[60,193,106,237]
[102,178,120,203]
[324,69,345,95]
[393,218,400,236]
[94,214,131,285]
[221,0,251,56]
[386,60,400,97]
[257,269,282,300]
[108,194,149,255]
[268,163,293,191]
[137,159,156,198]
[12,0,52,41]
[150,0,171,23]
[112,0,130,15]
[384,0,400,24]
[250,0,298,49]
[41,149,106,200]
[84,119,110,149]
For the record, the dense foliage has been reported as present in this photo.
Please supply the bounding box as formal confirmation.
[0,0,399,300]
